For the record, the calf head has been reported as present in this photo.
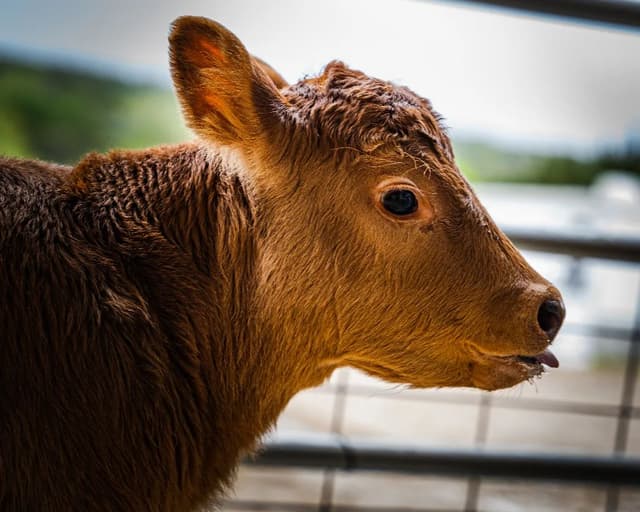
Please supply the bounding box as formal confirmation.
[170,17,565,392]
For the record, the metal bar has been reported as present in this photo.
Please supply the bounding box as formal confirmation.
[606,282,640,510]
[319,371,350,512]
[561,323,635,343]
[465,394,492,511]
[225,501,320,512]
[613,312,640,454]
[605,479,621,511]
[503,228,640,263]
[446,0,640,30]
[312,384,640,419]
[247,437,640,486]
[225,501,461,512]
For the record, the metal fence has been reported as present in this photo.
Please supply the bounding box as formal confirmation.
[222,227,640,511]
[226,2,640,511]
[450,0,640,30]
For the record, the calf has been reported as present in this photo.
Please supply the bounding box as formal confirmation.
[0,16,565,512]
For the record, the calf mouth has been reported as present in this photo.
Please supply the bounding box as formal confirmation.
[494,349,559,379]
[516,349,559,369]
[467,342,560,389]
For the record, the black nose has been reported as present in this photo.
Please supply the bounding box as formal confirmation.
[537,299,565,340]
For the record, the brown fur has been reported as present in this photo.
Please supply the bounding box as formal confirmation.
[0,16,563,511]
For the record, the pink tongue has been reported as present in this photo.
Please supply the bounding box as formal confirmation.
[537,349,559,368]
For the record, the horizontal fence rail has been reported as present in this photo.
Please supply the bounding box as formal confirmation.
[502,227,640,262]
[246,437,640,486]
[447,0,640,30]
[226,502,466,512]
[234,229,640,511]
[311,382,640,419]
[234,1,640,508]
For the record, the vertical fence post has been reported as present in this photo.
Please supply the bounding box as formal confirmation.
[465,393,493,511]
[605,280,640,512]
[318,370,350,512]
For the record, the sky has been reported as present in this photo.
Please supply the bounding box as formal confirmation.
[2,0,640,155]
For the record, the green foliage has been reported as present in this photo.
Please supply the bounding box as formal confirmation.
[522,156,600,186]
[0,56,188,164]
[1,55,638,185]
[454,140,640,185]
[597,148,640,177]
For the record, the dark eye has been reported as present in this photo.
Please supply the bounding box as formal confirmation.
[381,189,418,216]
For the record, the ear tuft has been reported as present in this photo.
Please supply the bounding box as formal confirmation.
[253,56,289,89]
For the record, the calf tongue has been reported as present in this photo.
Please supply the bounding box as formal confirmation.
[537,349,559,368]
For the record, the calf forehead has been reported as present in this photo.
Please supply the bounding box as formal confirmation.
[281,61,453,160]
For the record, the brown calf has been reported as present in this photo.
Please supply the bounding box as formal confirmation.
[0,16,565,511]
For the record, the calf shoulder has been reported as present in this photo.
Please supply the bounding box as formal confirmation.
[0,145,255,511]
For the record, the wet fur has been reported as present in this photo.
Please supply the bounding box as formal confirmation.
[1,146,268,510]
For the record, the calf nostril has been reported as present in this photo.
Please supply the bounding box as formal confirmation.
[537,299,565,340]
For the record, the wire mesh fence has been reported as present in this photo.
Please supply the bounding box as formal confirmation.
[222,227,640,512]
[225,5,640,511]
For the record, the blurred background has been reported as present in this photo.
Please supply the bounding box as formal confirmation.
[2,0,639,510]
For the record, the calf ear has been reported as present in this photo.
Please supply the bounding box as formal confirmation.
[169,16,284,148]
[252,56,288,89]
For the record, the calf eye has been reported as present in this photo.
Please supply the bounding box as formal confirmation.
[381,189,418,216]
